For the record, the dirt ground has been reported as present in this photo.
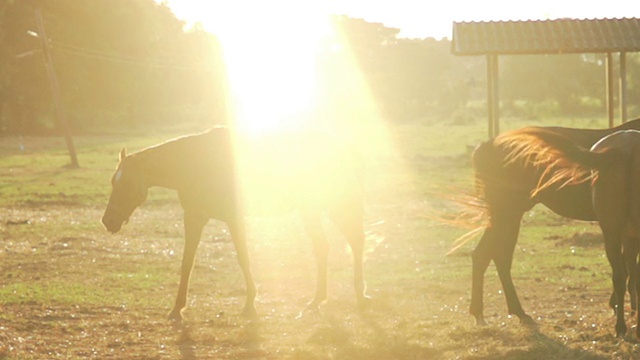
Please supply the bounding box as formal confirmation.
[0,197,457,359]
[1,201,639,360]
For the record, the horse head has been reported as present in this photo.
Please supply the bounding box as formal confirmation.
[102,148,149,233]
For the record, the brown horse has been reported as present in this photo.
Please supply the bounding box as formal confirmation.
[469,118,640,326]
[498,128,640,338]
[101,127,369,321]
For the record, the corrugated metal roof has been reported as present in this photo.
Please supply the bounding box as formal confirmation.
[452,18,640,55]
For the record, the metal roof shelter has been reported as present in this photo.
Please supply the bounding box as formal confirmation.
[451,18,640,138]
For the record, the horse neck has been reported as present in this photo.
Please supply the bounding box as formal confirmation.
[135,147,183,190]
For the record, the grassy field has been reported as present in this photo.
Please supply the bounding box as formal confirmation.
[0,116,638,359]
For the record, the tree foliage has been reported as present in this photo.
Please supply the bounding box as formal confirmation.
[328,16,640,122]
[1,4,639,135]
[1,0,225,134]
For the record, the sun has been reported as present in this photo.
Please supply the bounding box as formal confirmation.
[163,0,398,158]
[188,2,332,134]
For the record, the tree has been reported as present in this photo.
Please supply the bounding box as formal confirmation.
[320,16,481,121]
[1,0,226,134]
[501,54,604,117]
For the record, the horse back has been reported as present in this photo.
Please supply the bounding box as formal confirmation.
[475,118,640,184]
[171,129,239,217]
[471,118,640,220]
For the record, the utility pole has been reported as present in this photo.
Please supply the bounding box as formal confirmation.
[35,8,79,168]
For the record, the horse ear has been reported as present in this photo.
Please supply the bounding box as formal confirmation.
[119,148,127,161]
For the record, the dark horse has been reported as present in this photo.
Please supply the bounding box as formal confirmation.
[101,127,369,321]
[469,118,640,326]
[498,128,640,338]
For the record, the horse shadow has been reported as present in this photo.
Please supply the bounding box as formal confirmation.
[173,319,263,360]
[170,312,614,360]
[450,325,610,360]
[301,310,442,359]
[175,325,196,360]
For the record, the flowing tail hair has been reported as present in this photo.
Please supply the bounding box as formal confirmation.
[494,127,615,196]
[445,128,616,255]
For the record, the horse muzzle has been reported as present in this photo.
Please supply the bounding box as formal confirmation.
[101,214,124,234]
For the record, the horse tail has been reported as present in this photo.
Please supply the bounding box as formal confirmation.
[493,127,615,197]
[441,141,494,255]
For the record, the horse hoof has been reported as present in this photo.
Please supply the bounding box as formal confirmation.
[241,305,258,319]
[306,298,326,311]
[168,309,184,322]
[357,295,373,312]
[519,315,537,328]
[475,318,487,326]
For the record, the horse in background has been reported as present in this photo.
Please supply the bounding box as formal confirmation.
[467,118,640,327]
[101,127,369,321]
[499,128,640,338]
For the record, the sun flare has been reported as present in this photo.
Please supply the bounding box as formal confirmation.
[204,3,332,134]
[167,2,392,149]
[164,1,405,216]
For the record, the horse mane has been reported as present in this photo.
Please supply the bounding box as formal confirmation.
[494,127,598,197]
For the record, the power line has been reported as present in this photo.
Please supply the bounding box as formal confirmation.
[52,41,215,72]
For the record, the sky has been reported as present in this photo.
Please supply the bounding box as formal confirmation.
[160,0,639,40]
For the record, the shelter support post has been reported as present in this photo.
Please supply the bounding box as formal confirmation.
[619,52,628,123]
[486,54,499,138]
[605,52,615,128]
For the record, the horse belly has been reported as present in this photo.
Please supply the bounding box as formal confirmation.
[538,183,597,221]
[240,135,360,216]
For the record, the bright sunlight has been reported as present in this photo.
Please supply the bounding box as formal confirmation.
[201,2,331,134]
[168,2,392,148]
[164,1,404,217]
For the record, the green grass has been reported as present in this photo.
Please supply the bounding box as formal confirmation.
[0,282,113,306]
[0,132,188,208]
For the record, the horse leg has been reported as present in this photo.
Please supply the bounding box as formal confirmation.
[609,260,637,315]
[634,246,640,340]
[168,211,208,321]
[636,268,640,340]
[491,213,535,326]
[623,235,640,338]
[301,210,329,310]
[634,241,640,339]
[607,239,633,315]
[607,236,638,316]
[594,168,629,337]
[329,201,370,311]
[602,227,627,337]
[625,237,638,315]
[470,210,527,325]
[227,217,258,318]
[609,289,618,314]
[470,227,494,325]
